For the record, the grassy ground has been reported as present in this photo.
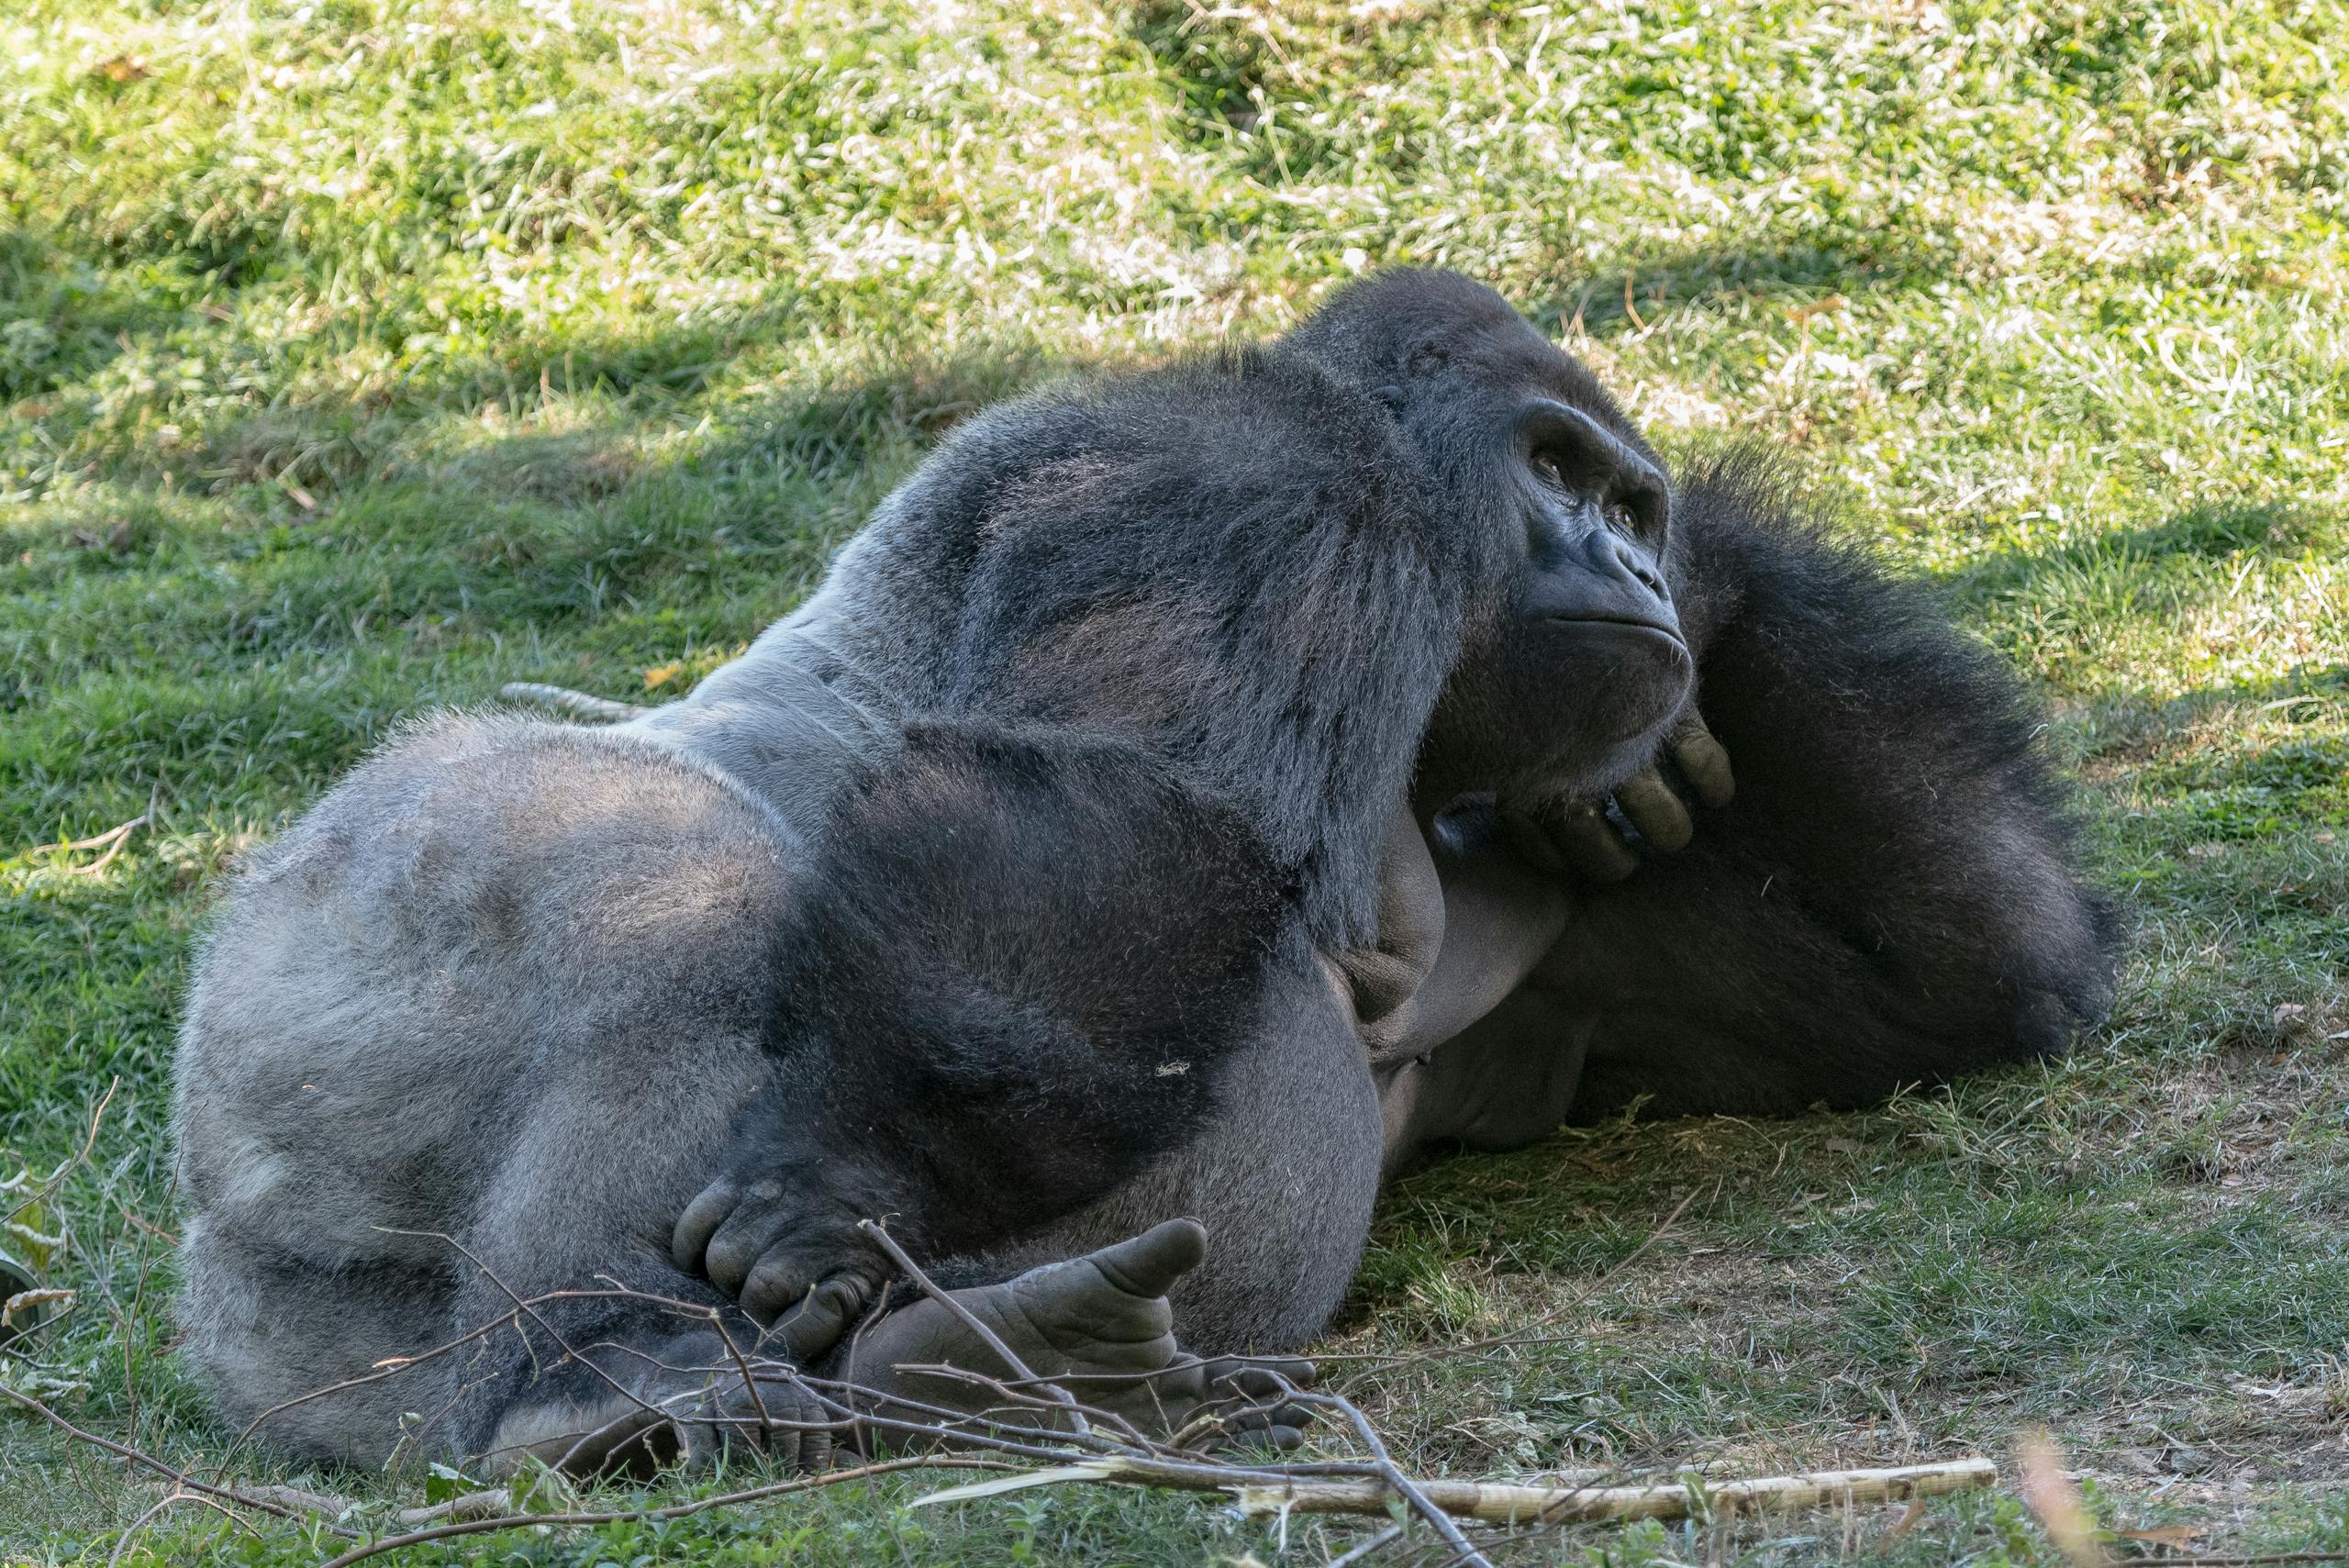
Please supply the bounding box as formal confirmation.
[4,0,2346,1561]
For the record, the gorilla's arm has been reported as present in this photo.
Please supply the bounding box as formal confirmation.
[670,719,1300,1330]
[1527,458,2118,1118]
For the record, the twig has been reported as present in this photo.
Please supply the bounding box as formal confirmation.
[1324,1521,1406,1567]
[107,1489,257,1568]
[24,784,161,876]
[859,1218,1091,1440]
[386,1229,680,1437]
[311,1454,1008,1568]
[240,1485,359,1518]
[1231,1458,1998,1526]
[230,1281,743,1454]
[4,1078,117,1226]
[0,1383,361,1539]
[870,1358,1156,1451]
[2134,1555,2349,1567]
[705,1303,776,1440]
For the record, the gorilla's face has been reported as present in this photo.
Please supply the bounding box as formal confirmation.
[1428,394,1690,807]
[1285,272,1694,810]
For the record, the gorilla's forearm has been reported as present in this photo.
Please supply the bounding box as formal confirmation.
[1516,462,2118,1118]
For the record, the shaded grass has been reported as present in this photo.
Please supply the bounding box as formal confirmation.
[4,0,2347,1562]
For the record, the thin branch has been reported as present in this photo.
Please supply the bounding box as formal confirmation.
[1229,1457,2000,1526]
[312,1454,1008,1568]
[383,1229,680,1435]
[107,1489,257,1568]
[2134,1555,2349,1567]
[859,1219,1091,1440]
[1297,1388,1493,1568]
[0,1383,360,1539]
[1322,1521,1406,1568]
[4,1078,117,1226]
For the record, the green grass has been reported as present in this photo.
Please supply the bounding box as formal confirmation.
[4,0,2346,1562]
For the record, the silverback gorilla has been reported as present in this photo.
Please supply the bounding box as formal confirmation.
[172,272,2116,1474]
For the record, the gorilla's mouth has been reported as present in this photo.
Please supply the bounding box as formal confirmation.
[1537,615,1688,652]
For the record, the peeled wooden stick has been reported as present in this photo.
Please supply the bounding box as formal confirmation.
[919,1455,1996,1529]
[1231,1457,1998,1526]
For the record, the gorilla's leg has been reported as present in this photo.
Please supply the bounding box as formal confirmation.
[432,1054,851,1477]
[939,953,1388,1357]
[669,722,1382,1359]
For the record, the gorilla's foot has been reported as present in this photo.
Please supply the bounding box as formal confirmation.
[834,1220,1316,1451]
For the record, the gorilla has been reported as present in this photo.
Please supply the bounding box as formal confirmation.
[171,272,2115,1475]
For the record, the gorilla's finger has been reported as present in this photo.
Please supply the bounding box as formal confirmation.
[1613,768,1693,852]
[740,1252,818,1326]
[1203,1355,1317,1395]
[1087,1218,1208,1299]
[1544,800,1639,883]
[1670,710,1735,808]
[672,1181,738,1275]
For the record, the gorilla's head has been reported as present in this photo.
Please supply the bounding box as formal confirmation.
[1284,271,1692,811]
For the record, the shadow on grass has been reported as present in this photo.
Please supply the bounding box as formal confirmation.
[1526,235,1947,339]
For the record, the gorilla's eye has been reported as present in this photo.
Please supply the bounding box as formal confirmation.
[1605,501,1637,534]
[1533,454,1564,487]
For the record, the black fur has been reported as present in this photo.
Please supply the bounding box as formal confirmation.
[821,346,1504,949]
[750,721,1292,1266]
[1544,455,2121,1116]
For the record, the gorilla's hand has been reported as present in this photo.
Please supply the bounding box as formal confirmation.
[673,1163,890,1364]
[1510,708,1735,883]
[1326,801,1446,1061]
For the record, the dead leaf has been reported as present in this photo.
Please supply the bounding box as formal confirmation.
[1888,1496,1928,1539]
[3,1287,72,1329]
[95,54,147,82]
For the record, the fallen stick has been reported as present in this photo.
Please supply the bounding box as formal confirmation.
[920,1455,1997,1528]
[1241,1457,1998,1525]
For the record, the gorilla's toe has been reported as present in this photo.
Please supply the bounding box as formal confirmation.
[1085,1218,1208,1299]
